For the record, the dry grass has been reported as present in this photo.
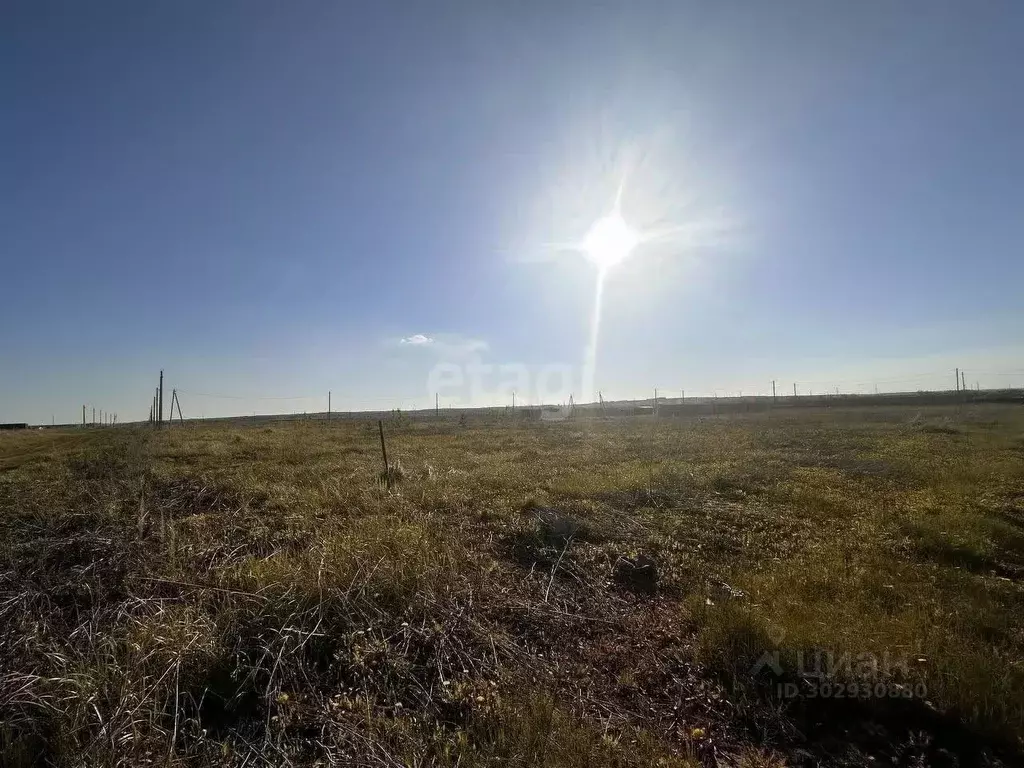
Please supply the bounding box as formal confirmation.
[1,404,1022,766]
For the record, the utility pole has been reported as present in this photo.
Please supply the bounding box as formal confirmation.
[170,390,183,423]
[92,407,95,425]
[158,370,164,424]
[955,368,960,393]
[328,391,331,420]
[772,380,776,404]
[435,392,439,419]
[82,405,86,427]
[961,370,966,392]
[793,383,797,398]
[512,391,516,409]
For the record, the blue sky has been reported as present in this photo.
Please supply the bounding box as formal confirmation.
[3,1,1023,422]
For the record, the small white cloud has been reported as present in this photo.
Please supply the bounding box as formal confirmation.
[400,334,434,345]
[392,333,488,360]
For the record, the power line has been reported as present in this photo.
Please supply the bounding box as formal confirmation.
[176,390,324,401]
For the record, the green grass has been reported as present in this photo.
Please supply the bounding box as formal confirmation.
[1,404,1022,766]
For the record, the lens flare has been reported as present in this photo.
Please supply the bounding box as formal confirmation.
[581,211,639,269]
[528,128,737,404]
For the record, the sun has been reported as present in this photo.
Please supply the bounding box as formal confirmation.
[581,211,639,269]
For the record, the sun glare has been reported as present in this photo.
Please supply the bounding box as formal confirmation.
[535,137,735,405]
[581,211,639,269]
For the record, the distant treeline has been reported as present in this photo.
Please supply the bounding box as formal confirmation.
[590,389,1024,417]
[24,389,1023,429]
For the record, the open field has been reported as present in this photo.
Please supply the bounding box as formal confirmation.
[2,405,1023,766]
